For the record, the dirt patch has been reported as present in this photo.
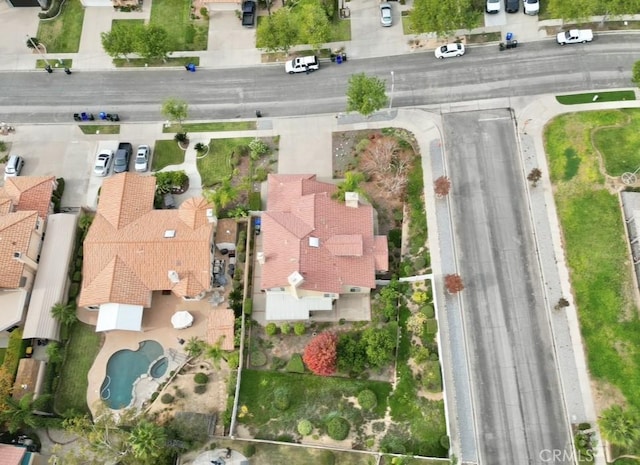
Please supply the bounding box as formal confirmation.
[590,378,626,416]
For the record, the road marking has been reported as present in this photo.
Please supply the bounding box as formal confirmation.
[478,116,511,122]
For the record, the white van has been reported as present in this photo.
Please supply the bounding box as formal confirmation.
[285,56,320,74]
[4,155,24,180]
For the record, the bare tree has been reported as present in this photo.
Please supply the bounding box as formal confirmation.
[360,136,412,197]
[444,274,464,294]
[527,168,542,187]
[434,175,451,198]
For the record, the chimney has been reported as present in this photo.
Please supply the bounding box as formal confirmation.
[287,271,304,299]
[168,270,180,284]
[257,252,265,265]
[13,252,38,271]
[345,192,359,208]
[206,209,217,224]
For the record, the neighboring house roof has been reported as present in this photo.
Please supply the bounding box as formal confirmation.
[0,444,25,465]
[206,308,235,351]
[261,174,388,294]
[12,357,41,401]
[1,176,55,219]
[0,210,39,289]
[79,173,215,308]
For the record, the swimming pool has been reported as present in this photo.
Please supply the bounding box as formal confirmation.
[100,340,167,409]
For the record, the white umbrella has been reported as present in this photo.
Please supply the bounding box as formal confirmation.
[171,311,194,329]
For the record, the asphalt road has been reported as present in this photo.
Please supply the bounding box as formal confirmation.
[0,33,638,123]
[444,109,571,465]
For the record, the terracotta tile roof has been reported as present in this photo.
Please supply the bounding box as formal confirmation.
[0,197,14,215]
[0,211,39,288]
[261,175,388,294]
[0,444,25,465]
[79,173,214,307]
[3,176,55,219]
[207,308,235,351]
[12,358,40,401]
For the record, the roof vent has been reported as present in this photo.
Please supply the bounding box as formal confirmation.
[168,270,180,283]
[257,252,265,265]
[206,209,217,223]
[345,192,359,208]
[13,252,21,259]
[309,237,320,248]
[164,230,176,238]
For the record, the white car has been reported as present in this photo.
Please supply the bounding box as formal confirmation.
[93,150,113,177]
[556,29,593,45]
[435,43,465,59]
[523,0,539,15]
[135,145,150,172]
[285,56,320,74]
[380,2,392,26]
[486,0,500,13]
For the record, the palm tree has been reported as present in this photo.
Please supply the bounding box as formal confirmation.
[205,338,227,369]
[599,405,640,448]
[129,420,167,463]
[45,342,64,364]
[184,337,206,358]
[0,393,50,433]
[333,171,367,202]
[50,302,78,328]
[204,180,239,213]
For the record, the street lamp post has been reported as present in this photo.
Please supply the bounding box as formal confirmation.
[26,35,51,70]
[388,71,395,112]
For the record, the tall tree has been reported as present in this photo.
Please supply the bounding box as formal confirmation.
[257,8,297,53]
[101,23,141,62]
[137,25,171,63]
[204,179,240,213]
[409,0,478,36]
[161,98,188,132]
[297,3,332,51]
[50,302,78,328]
[303,332,338,376]
[346,73,388,118]
[0,393,50,433]
[184,336,206,358]
[546,0,598,22]
[599,405,640,448]
[129,420,168,463]
[205,338,227,369]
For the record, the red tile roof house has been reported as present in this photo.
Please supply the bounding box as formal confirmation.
[259,174,388,321]
[0,177,57,338]
[78,173,216,332]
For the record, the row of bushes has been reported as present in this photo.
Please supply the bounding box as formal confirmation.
[265,322,306,336]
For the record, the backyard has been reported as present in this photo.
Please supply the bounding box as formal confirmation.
[544,108,640,459]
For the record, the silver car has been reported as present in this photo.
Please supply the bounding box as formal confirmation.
[135,145,150,172]
[93,150,113,177]
[380,3,392,27]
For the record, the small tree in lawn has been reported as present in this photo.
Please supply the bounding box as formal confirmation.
[161,98,188,132]
[527,168,542,187]
[434,175,451,198]
[346,73,388,118]
[303,332,337,376]
[444,273,464,294]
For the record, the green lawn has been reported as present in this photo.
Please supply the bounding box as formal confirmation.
[36,59,72,69]
[593,108,640,176]
[238,370,392,441]
[112,19,144,30]
[0,348,6,365]
[197,138,251,187]
[113,56,200,67]
[79,125,120,135]
[332,19,351,42]
[150,0,208,51]
[54,322,102,415]
[545,111,640,412]
[556,90,636,105]
[152,140,185,171]
[37,0,85,53]
[163,121,257,133]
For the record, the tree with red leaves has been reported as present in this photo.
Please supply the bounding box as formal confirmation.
[303,332,338,376]
[444,273,464,294]
[434,176,451,198]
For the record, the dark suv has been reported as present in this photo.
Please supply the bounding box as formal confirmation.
[113,142,132,173]
[505,0,518,12]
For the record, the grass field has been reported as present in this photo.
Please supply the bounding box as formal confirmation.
[545,110,640,411]
[197,138,251,187]
[150,0,208,51]
[556,90,636,105]
[36,59,72,69]
[153,140,185,171]
[163,121,256,133]
[37,0,85,53]
[592,108,640,176]
[79,125,120,135]
[113,56,200,67]
[54,322,102,415]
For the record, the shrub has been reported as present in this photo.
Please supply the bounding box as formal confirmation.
[293,322,306,335]
[326,416,350,440]
[194,372,209,384]
[150,392,159,402]
[412,291,428,304]
[227,351,240,369]
[425,319,438,335]
[249,138,269,159]
[421,304,435,318]
[407,312,427,336]
[55,178,65,198]
[357,389,377,410]
[160,393,174,404]
[297,419,313,436]
[286,353,305,373]
[273,387,290,410]
[444,273,464,294]
[271,356,287,370]
[303,332,338,376]
[253,167,268,182]
[250,350,267,367]
[248,192,261,210]
[243,298,252,316]
[68,283,79,299]
[578,422,592,431]
[422,361,442,392]
[72,271,82,283]
[2,329,25,377]
[194,384,207,394]
[265,322,277,336]
[280,322,291,334]
[243,444,256,457]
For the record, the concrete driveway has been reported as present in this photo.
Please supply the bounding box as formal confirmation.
[348,0,409,59]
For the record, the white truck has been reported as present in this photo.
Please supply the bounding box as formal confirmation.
[556,29,593,45]
[285,55,320,74]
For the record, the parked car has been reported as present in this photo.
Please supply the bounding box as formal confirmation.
[4,155,24,180]
[113,142,132,174]
[434,43,465,59]
[556,29,593,45]
[486,0,500,13]
[93,149,114,177]
[134,145,150,172]
[285,56,320,74]
[523,0,539,15]
[505,0,518,13]
[241,0,256,27]
[380,2,392,26]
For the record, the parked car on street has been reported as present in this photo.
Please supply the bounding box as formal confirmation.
[380,2,392,26]
[134,145,150,172]
[556,29,593,45]
[93,149,114,177]
[285,56,320,74]
[486,0,500,13]
[523,0,539,14]
[435,43,465,59]
[505,0,518,13]
[4,155,24,180]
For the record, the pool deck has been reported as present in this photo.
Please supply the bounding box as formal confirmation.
[86,291,223,417]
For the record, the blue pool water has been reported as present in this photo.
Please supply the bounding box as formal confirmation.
[150,357,168,378]
[100,340,164,409]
